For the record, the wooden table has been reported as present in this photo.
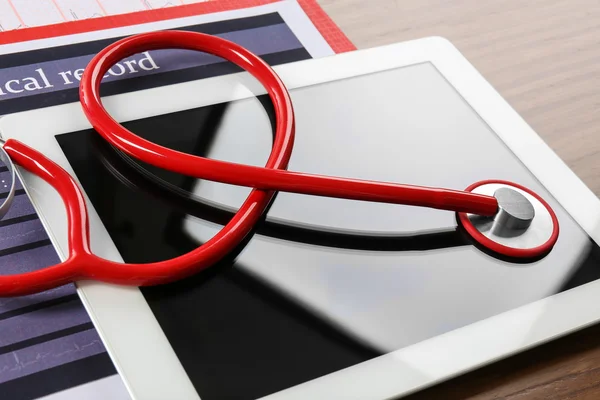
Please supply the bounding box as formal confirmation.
[317,0,600,398]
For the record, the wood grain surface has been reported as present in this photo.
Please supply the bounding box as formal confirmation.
[316,0,600,398]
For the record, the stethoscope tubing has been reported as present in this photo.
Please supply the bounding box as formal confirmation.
[94,136,470,252]
[0,30,515,296]
[80,31,499,217]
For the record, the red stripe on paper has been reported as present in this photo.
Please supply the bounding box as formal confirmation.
[297,0,355,52]
[0,0,277,44]
[0,0,356,54]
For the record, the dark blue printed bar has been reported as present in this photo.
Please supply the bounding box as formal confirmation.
[0,243,58,275]
[0,18,310,114]
[0,328,104,384]
[0,12,285,68]
[2,194,36,220]
[0,24,301,102]
[0,284,76,314]
[0,353,115,400]
[0,299,90,348]
[0,218,46,251]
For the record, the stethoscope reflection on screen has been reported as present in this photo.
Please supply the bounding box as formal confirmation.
[0,30,559,297]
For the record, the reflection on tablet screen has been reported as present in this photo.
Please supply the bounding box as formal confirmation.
[56,64,600,399]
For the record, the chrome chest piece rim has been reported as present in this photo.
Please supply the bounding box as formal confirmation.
[457,180,559,259]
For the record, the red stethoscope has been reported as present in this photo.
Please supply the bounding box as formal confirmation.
[0,31,559,296]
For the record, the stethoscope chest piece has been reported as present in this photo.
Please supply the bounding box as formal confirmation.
[458,180,559,260]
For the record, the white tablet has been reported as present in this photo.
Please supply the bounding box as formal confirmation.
[1,36,600,400]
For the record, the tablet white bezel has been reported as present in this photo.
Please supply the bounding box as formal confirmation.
[1,37,599,400]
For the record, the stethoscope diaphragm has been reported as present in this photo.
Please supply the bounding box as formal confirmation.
[458,180,559,259]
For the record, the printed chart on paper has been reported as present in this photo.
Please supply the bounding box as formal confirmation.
[0,0,212,31]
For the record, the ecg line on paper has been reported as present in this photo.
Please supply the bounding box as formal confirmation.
[94,0,107,16]
[0,338,103,378]
[69,10,104,21]
[49,0,67,21]
[6,0,25,28]
[142,0,180,10]
[0,0,210,31]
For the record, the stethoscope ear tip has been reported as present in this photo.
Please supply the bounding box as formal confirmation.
[457,180,559,260]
